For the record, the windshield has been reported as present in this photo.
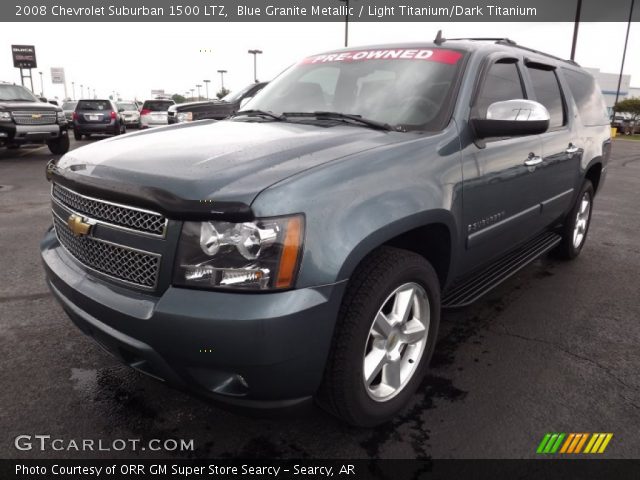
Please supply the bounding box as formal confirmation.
[117,103,137,110]
[0,84,39,102]
[222,84,256,103]
[61,101,77,110]
[243,47,465,131]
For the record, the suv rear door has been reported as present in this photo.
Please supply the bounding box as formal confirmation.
[75,100,113,126]
[523,62,578,225]
[141,100,174,125]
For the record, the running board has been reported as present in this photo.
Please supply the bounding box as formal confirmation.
[442,231,562,308]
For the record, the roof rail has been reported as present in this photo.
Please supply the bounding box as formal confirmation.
[446,37,517,44]
[432,31,580,67]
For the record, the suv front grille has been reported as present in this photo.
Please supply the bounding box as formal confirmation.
[53,213,161,289]
[12,111,57,125]
[52,183,166,236]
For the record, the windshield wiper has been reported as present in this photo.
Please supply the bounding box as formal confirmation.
[282,111,392,131]
[233,109,283,121]
[2,98,32,102]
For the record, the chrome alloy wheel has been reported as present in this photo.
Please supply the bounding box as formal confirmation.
[362,282,430,402]
[573,192,591,249]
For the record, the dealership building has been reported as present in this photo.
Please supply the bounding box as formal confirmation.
[585,68,639,115]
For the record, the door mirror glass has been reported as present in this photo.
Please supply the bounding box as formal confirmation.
[472,99,550,138]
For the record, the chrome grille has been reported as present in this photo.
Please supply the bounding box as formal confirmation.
[53,214,160,289]
[12,111,57,125]
[52,184,166,236]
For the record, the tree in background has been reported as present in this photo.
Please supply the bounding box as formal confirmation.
[216,87,230,99]
[171,93,186,104]
[614,97,640,134]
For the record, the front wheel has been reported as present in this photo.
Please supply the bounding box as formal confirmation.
[317,246,441,426]
[47,134,70,155]
[554,179,594,260]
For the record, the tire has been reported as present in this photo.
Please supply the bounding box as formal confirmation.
[317,246,441,427]
[47,134,70,155]
[6,143,20,150]
[73,131,82,141]
[554,179,594,260]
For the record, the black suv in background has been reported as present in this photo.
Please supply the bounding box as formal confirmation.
[72,99,126,140]
[0,82,69,154]
[168,82,267,124]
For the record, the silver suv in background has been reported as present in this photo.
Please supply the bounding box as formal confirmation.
[61,101,77,124]
[140,99,175,128]
[117,101,141,128]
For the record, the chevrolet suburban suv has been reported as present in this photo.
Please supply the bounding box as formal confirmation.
[41,38,611,426]
[0,82,69,154]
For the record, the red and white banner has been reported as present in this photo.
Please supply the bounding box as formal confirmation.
[301,48,463,65]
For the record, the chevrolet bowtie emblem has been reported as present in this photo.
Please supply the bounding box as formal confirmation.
[67,214,92,237]
[31,114,42,119]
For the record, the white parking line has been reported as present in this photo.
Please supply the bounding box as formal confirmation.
[18,146,47,156]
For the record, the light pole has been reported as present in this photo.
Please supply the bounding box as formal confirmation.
[72,81,76,100]
[247,49,262,83]
[38,71,44,97]
[190,88,195,100]
[612,0,635,122]
[80,84,83,99]
[93,88,96,99]
[339,0,349,47]
[196,84,202,100]
[203,79,210,100]
[217,69,227,90]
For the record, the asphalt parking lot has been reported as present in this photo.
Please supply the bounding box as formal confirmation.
[0,136,639,459]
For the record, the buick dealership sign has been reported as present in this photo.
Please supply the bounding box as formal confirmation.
[11,44,37,68]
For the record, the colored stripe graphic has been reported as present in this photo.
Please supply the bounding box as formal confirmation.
[538,433,613,454]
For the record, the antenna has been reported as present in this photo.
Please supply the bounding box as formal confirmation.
[434,30,445,45]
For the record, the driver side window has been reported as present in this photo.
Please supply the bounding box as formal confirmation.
[475,61,525,118]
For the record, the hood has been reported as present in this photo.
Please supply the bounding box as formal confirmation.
[56,119,407,207]
[0,101,59,112]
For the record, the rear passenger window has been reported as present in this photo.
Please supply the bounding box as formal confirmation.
[562,69,609,126]
[475,61,525,116]
[526,66,565,129]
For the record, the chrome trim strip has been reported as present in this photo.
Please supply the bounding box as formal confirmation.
[51,183,168,238]
[51,209,161,291]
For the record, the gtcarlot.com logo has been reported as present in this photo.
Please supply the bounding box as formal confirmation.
[537,433,613,455]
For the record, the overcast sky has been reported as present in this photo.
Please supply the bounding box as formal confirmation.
[1,22,638,101]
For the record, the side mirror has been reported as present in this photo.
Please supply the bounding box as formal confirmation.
[472,99,550,138]
[118,108,124,113]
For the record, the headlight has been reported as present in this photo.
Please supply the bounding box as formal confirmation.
[177,112,193,123]
[173,215,304,290]
[0,112,11,122]
[56,111,66,122]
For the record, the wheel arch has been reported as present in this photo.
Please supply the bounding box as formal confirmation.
[337,209,457,291]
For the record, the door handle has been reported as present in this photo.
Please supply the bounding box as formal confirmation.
[525,154,543,167]
[566,143,580,154]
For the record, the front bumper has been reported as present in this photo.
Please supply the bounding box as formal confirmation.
[1,123,65,144]
[40,227,345,408]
